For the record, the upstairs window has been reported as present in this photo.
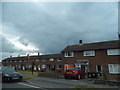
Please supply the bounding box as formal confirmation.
[84,50,95,56]
[19,60,22,62]
[57,58,62,62]
[107,49,120,55]
[64,52,74,57]
[42,59,46,62]
[49,58,54,61]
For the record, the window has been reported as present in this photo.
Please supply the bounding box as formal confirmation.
[41,65,46,69]
[107,49,120,55]
[29,65,32,68]
[42,59,46,62]
[36,59,39,62]
[49,58,54,61]
[96,65,102,72]
[64,52,74,57]
[108,64,120,74]
[57,58,62,62]
[84,50,95,56]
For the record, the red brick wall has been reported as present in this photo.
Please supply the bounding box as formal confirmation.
[62,50,120,79]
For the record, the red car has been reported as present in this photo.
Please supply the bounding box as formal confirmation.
[64,67,86,80]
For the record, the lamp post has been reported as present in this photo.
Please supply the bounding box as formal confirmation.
[31,60,35,75]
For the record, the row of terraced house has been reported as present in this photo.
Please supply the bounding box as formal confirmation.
[2,40,120,79]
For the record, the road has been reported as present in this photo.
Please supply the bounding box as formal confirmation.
[2,81,47,90]
[2,77,119,89]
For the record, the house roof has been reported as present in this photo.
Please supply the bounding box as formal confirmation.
[62,40,120,52]
[2,54,62,61]
[30,54,62,59]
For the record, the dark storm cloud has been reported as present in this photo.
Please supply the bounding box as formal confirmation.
[1,2,118,60]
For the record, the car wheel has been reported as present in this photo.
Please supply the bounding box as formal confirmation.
[77,75,81,80]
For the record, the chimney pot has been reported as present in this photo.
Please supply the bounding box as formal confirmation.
[79,40,82,44]
[10,55,12,58]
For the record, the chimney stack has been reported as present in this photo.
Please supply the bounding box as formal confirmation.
[18,55,20,57]
[10,55,12,58]
[79,40,82,44]
[27,53,29,56]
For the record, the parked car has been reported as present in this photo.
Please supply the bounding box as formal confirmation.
[0,66,23,82]
[64,67,86,80]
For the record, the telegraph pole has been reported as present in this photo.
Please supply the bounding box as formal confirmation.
[32,60,35,75]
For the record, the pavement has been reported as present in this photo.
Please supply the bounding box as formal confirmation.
[22,73,120,89]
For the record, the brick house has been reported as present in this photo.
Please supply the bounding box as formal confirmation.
[0,62,2,66]
[1,40,120,79]
[61,40,120,79]
[2,54,62,71]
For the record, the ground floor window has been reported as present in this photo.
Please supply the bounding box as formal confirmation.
[108,64,120,74]
[96,65,102,72]
[41,65,46,69]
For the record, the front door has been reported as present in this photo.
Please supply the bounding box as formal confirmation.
[75,64,87,72]
[81,65,86,71]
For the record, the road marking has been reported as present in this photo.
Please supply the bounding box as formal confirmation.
[18,82,40,88]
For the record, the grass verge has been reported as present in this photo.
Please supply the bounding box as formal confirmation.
[17,70,38,76]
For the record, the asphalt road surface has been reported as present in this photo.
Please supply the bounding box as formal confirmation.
[2,77,119,89]
[2,81,47,90]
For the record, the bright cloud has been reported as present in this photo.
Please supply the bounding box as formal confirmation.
[1,2,118,61]
[1,23,39,52]
[0,31,39,51]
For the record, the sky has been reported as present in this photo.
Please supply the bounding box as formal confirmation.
[0,1,119,61]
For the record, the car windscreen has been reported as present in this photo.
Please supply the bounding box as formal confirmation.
[2,67,15,74]
[68,67,81,70]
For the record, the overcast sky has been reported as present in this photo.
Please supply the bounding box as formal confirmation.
[0,2,119,61]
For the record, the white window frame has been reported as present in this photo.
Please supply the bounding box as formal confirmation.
[107,49,120,55]
[41,65,46,69]
[64,52,74,57]
[49,58,54,61]
[57,58,62,62]
[108,64,120,74]
[36,59,39,62]
[84,50,95,56]
[96,65,102,72]
[42,59,46,62]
